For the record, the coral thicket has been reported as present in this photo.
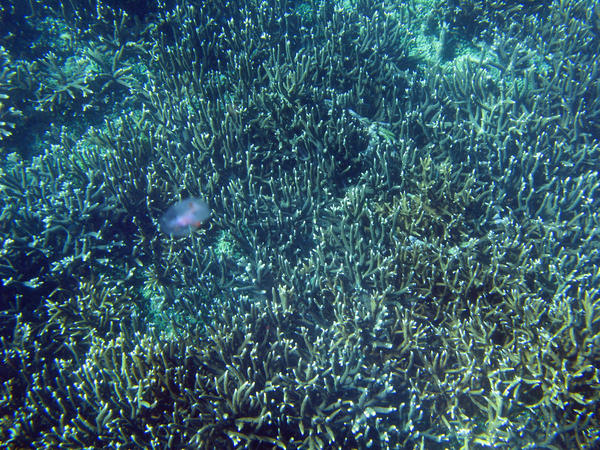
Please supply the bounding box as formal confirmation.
[1,0,599,448]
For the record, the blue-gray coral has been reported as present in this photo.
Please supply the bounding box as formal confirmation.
[0,0,599,448]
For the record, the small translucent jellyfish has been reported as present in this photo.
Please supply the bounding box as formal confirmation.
[160,198,211,237]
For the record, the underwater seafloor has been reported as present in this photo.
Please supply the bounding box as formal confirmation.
[0,0,599,448]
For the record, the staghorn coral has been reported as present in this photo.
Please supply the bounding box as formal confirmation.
[0,47,23,142]
[1,0,599,448]
[33,51,95,112]
[0,0,152,157]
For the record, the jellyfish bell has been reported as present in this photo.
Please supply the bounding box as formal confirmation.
[160,198,211,237]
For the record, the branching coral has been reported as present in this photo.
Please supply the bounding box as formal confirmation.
[1,0,599,448]
[0,47,23,141]
[33,51,94,112]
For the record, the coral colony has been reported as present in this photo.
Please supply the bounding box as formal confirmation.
[0,0,599,448]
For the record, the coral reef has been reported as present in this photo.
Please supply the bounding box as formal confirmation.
[1,0,599,448]
[0,0,150,157]
[0,47,23,140]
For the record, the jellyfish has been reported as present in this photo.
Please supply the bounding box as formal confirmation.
[160,198,211,237]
